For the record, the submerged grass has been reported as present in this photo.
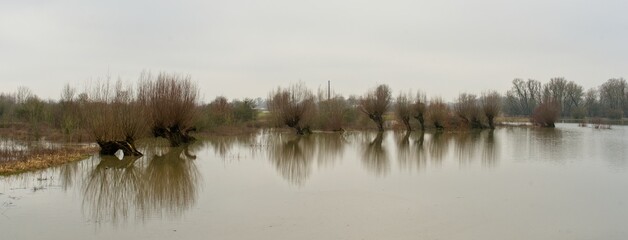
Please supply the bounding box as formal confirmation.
[0,144,97,176]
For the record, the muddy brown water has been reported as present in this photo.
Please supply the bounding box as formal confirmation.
[1,124,627,240]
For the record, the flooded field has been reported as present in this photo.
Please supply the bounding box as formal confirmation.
[1,124,627,240]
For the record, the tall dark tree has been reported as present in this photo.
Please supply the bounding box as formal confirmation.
[480,91,501,129]
[412,92,427,131]
[506,78,542,115]
[360,84,392,131]
[395,92,413,131]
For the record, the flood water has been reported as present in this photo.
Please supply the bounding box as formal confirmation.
[1,124,627,240]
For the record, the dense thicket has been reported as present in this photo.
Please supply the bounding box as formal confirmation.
[138,72,200,146]
[82,80,145,156]
[267,83,316,135]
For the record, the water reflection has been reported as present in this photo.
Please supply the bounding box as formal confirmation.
[82,156,144,225]
[142,146,200,218]
[395,131,411,163]
[204,134,257,159]
[450,130,497,168]
[82,144,200,225]
[267,135,315,186]
[315,133,346,168]
[482,130,497,168]
[397,131,428,172]
[392,130,499,172]
[428,132,450,165]
[453,131,481,166]
[362,132,389,177]
[59,160,80,191]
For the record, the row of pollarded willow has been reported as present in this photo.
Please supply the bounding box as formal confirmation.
[267,83,505,135]
[82,72,199,156]
[362,85,504,131]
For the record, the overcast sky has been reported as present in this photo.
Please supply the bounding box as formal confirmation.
[2,0,628,102]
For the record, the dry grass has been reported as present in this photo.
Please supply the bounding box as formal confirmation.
[0,144,97,175]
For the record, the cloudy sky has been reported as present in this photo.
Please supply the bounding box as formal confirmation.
[2,0,627,102]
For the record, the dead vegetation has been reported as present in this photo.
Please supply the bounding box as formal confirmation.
[139,72,200,147]
[267,83,316,135]
[531,100,560,128]
[360,84,392,132]
[395,92,413,131]
[454,93,483,129]
[82,79,144,156]
[427,98,448,130]
[481,91,501,129]
[412,92,427,131]
[0,142,97,175]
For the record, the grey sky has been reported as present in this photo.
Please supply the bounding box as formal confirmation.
[2,0,628,102]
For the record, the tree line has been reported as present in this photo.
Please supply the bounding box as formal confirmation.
[1,74,627,154]
[504,77,628,120]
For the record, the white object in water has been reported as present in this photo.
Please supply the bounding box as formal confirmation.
[114,149,124,160]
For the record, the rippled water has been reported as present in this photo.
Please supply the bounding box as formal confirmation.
[1,124,627,240]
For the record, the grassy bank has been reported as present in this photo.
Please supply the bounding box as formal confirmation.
[0,145,97,175]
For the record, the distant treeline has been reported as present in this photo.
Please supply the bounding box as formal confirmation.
[1,74,626,145]
[503,77,628,120]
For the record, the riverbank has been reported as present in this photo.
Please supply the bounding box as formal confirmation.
[0,145,97,175]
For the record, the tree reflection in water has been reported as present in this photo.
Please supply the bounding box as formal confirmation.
[141,145,200,218]
[82,156,144,225]
[204,134,257,159]
[482,130,497,168]
[315,133,346,168]
[396,131,428,172]
[395,130,498,172]
[428,131,450,165]
[362,132,389,177]
[414,131,428,169]
[453,131,481,166]
[82,143,200,225]
[395,131,413,170]
[59,159,81,191]
[267,134,315,186]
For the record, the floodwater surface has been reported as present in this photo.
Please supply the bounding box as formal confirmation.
[1,124,627,240]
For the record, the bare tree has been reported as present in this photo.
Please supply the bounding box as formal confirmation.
[395,92,412,131]
[360,84,391,131]
[15,86,33,105]
[506,79,542,115]
[543,77,568,105]
[532,100,560,128]
[316,88,347,131]
[480,91,501,129]
[584,88,600,117]
[138,72,200,146]
[427,97,448,130]
[564,81,584,118]
[267,82,316,135]
[83,79,144,156]
[208,96,233,126]
[599,78,627,118]
[454,93,483,129]
[412,91,427,131]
